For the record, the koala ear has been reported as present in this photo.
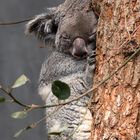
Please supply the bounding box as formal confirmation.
[25,8,58,44]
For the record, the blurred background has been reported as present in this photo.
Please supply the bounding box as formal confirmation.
[0,0,63,139]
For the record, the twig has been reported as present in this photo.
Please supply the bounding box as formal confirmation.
[0,46,139,110]
[30,115,47,128]
[16,107,62,137]
[14,115,47,138]
[104,25,140,64]
[119,25,140,49]
[12,46,140,138]
[36,46,140,109]
[0,18,32,26]
[0,86,31,109]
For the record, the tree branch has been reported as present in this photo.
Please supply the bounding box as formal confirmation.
[0,44,139,110]
[0,17,32,26]
[0,86,31,109]
[34,45,140,109]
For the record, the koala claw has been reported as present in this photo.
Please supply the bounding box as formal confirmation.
[87,51,96,66]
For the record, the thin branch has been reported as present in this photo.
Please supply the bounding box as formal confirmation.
[9,93,31,109]
[119,25,140,49]
[15,108,62,137]
[104,25,140,64]
[0,44,139,110]
[14,115,47,138]
[0,17,32,26]
[29,115,47,129]
[0,86,31,109]
[35,46,140,109]
[12,46,140,138]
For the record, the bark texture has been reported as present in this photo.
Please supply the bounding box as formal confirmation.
[91,0,140,139]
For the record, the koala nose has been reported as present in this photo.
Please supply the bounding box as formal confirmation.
[73,48,88,59]
[72,38,88,59]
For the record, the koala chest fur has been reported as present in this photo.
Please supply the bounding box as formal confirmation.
[26,0,97,139]
[38,51,94,140]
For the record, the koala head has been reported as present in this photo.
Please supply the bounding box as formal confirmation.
[55,11,97,59]
[26,9,97,59]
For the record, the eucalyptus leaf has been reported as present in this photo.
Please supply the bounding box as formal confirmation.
[52,80,70,100]
[0,96,5,103]
[12,74,29,88]
[11,111,27,119]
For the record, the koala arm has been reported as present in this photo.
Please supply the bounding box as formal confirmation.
[85,49,96,86]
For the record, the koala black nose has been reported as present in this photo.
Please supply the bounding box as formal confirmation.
[72,38,88,59]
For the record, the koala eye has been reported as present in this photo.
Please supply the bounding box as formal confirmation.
[63,35,69,39]
[61,32,70,40]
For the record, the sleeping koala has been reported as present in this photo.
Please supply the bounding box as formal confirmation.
[26,0,97,139]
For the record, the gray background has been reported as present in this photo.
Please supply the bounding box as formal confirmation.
[0,0,63,140]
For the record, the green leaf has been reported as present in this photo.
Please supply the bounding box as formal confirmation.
[11,111,27,119]
[52,80,70,100]
[0,96,5,103]
[14,129,25,138]
[12,74,29,89]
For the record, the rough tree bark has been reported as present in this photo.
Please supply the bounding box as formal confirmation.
[90,0,140,139]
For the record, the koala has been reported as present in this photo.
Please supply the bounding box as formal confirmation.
[26,0,97,139]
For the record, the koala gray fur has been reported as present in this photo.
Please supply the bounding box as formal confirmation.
[38,51,96,140]
[26,0,97,139]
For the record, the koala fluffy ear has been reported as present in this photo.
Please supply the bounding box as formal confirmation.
[25,8,58,44]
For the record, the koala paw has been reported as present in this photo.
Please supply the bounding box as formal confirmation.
[85,50,96,84]
[87,50,96,66]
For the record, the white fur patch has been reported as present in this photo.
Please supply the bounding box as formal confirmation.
[38,84,51,101]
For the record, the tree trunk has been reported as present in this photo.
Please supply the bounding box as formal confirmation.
[90,0,140,139]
